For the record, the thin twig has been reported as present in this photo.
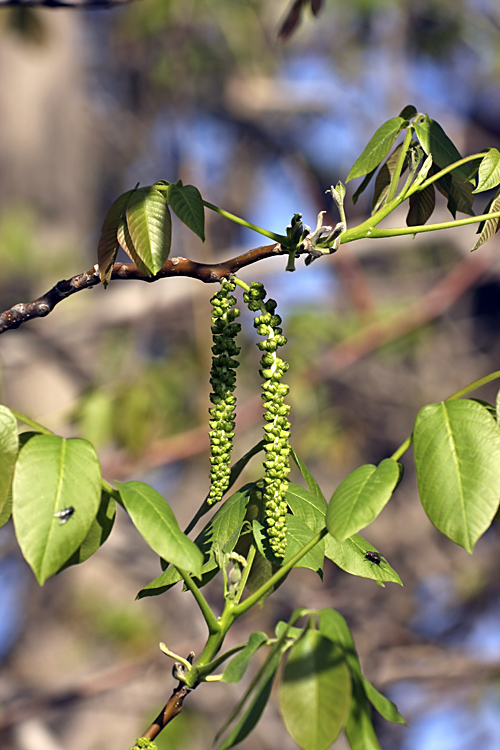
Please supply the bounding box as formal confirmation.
[0,244,282,334]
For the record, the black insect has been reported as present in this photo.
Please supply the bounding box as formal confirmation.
[54,507,75,525]
[364,550,384,566]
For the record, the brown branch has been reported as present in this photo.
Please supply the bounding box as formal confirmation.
[139,684,191,743]
[0,0,134,9]
[0,244,282,334]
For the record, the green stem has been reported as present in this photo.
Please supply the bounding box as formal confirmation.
[391,369,500,461]
[406,153,486,197]
[386,129,413,204]
[231,528,328,619]
[342,211,500,244]
[10,409,54,435]
[177,569,221,635]
[203,201,287,245]
[233,544,257,605]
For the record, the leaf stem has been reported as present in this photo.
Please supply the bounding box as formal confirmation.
[203,201,287,245]
[391,370,500,461]
[176,569,221,635]
[406,152,486,197]
[10,409,54,435]
[230,528,328,619]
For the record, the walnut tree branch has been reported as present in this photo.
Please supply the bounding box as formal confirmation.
[0,243,283,334]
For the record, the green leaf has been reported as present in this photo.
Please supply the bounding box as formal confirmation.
[413,400,500,552]
[473,148,500,193]
[414,117,470,181]
[243,547,281,600]
[280,630,351,750]
[290,448,327,503]
[58,490,116,571]
[472,188,500,251]
[324,533,402,586]
[97,189,135,286]
[345,674,383,750]
[286,483,327,532]
[117,481,203,575]
[168,182,205,241]
[137,485,251,597]
[347,117,406,182]
[126,187,172,275]
[216,643,284,750]
[326,459,401,542]
[0,406,19,518]
[13,435,101,584]
[361,677,406,725]
[398,104,418,120]
[221,632,269,683]
[283,514,324,574]
[371,143,407,213]
[351,168,377,205]
[406,183,436,226]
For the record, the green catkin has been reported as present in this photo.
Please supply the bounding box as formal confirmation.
[207,279,241,505]
[243,282,291,558]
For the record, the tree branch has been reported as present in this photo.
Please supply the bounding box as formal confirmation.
[0,243,282,334]
[139,683,191,743]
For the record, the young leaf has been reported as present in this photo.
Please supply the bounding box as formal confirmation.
[414,117,470,181]
[361,677,406,725]
[97,189,135,286]
[472,188,500,251]
[371,143,407,213]
[168,182,205,241]
[58,490,116,571]
[326,459,401,543]
[406,183,436,226]
[126,187,172,275]
[473,148,500,193]
[117,214,149,274]
[280,629,351,750]
[286,482,327,531]
[13,435,101,584]
[0,406,18,518]
[324,533,402,586]
[221,631,269,683]
[347,117,406,182]
[290,448,327,503]
[413,400,500,552]
[116,481,203,575]
[137,485,252,597]
[398,104,418,120]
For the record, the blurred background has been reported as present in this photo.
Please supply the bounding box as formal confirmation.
[2,0,500,748]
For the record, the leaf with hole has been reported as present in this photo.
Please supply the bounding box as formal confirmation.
[413,399,500,552]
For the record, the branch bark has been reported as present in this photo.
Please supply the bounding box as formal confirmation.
[0,243,282,334]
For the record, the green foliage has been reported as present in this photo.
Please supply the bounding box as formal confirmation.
[6,105,500,750]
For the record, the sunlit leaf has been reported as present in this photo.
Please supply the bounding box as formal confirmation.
[347,117,406,181]
[472,188,500,251]
[97,189,134,286]
[280,629,351,750]
[324,533,402,586]
[290,449,326,503]
[326,459,401,542]
[13,435,101,584]
[126,187,172,275]
[286,482,327,531]
[58,490,116,571]
[413,400,500,552]
[0,406,18,519]
[473,148,500,193]
[168,182,205,241]
[117,481,203,575]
